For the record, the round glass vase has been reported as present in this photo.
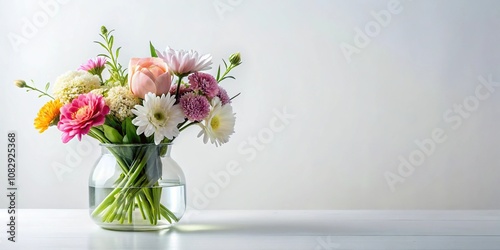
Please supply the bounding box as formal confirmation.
[89,143,186,231]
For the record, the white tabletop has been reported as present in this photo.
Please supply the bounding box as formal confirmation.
[1,209,500,250]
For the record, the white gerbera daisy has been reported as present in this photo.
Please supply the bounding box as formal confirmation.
[131,93,185,145]
[197,97,236,147]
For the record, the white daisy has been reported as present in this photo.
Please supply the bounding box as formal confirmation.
[132,93,185,145]
[156,47,212,76]
[197,97,236,147]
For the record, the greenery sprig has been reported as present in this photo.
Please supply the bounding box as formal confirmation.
[216,52,242,82]
[15,80,54,99]
[95,26,128,86]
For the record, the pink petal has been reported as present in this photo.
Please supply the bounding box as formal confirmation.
[155,72,172,95]
[131,71,156,98]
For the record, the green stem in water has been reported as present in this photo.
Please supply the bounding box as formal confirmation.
[91,145,180,225]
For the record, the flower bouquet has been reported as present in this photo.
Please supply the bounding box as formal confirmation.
[16,26,241,230]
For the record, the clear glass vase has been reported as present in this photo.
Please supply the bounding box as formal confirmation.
[89,143,186,231]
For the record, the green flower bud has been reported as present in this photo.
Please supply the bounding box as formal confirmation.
[101,26,108,35]
[229,52,242,66]
[14,79,27,88]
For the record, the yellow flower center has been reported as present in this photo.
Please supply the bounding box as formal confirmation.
[210,116,220,130]
[73,105,91,120]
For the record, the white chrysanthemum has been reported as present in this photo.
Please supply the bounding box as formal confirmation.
[157,47,212,76]
[197,97,236,147]
[106,86,141,121]
[131,93,185,145]
[53,70,100,104]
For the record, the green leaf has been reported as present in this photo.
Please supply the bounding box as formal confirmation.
[105,115,121,131]
[149,42,158,57]
[94,41,107,49]
[44,82,50,91]
[222,59,228,68]
[216,65,221,81]
[230,92,241,100]
[122,134,130,144]
[121,118,127,133]
[97,53,111,59]
[124,117,140,143]
[103,124,123,144]
[115,47,121,58]
[109,35,114,48]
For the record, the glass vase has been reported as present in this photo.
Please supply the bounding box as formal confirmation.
[89,143,186,231]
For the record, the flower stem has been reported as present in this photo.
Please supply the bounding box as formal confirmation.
[24,84,54,99]
[91,145,180,225]
[175,76,184,103]
[179,121,199,132]
[96,29,127,86]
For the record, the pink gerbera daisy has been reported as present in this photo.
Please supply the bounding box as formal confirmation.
[57,93,110,143]
[78,57,107,76]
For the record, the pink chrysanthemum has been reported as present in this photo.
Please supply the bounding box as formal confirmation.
[57,93,110,143]
[188,72,219,98]
[78,57,107,75]
[217,86,231,105]
[179,92,211,121]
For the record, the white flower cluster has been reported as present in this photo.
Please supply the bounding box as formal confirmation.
[53,70,100,104]
[105,86,141,121]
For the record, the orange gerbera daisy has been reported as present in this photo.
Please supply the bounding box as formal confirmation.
[34,99,63,133]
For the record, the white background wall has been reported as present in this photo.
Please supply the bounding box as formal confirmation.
[1,0,500,210]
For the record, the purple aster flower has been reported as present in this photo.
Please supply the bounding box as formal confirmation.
[179,92,211,121]
[217,86,231,105]
[188,72,219,98]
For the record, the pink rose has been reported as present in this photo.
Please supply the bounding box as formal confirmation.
[128,58,172,98]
